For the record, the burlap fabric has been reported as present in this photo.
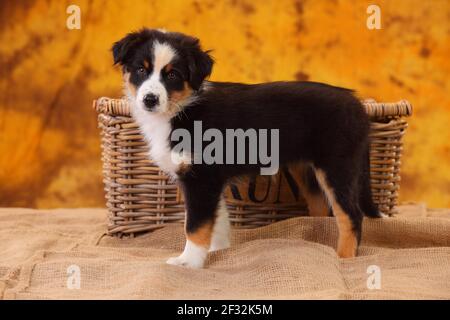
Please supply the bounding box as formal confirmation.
[0,205,449,299]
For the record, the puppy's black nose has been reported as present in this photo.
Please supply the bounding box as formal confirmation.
[143,94,159,110]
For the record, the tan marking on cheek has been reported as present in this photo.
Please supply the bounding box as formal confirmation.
[143,60,150,69]
[171,82,193,102]
[187,221,213,248]
[123,72,137,96]
[314,169,358,258]
[168,81,194,113]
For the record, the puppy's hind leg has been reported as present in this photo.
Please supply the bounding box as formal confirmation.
[314,166,363,259]
[209,198,230,252]
[166,176,224,268]
[297,163,331,217]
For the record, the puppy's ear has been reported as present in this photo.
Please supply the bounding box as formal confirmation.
[111,32,141,66]
[186,40,214,90]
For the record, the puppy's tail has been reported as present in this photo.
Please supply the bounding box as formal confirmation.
[359,142,382,218]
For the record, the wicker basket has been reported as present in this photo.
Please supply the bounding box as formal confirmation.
[93,97,412,237]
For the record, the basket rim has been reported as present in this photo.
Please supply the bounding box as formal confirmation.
[93,97,413,118]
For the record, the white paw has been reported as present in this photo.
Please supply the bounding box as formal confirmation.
[166,240,207,269]
[166,255,204,269]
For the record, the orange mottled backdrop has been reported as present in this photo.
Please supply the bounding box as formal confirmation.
[0,0,449,208]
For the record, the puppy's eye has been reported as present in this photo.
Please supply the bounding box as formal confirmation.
[166,71,179,81]
[137,67,146,74]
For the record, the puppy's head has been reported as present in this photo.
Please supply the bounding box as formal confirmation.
[112,29,213,115]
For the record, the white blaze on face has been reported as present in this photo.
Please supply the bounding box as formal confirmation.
[131,42,180,178]
[136,41,177,114]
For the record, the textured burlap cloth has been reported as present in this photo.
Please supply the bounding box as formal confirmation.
[0,204,449,299]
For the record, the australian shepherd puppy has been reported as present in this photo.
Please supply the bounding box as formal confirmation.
[112,28,381,268]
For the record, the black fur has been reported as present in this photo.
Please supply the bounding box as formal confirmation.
[112,29,213,91]
[171,81,380,235]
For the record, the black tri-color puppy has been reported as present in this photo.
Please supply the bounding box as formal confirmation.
[112,28,382,268]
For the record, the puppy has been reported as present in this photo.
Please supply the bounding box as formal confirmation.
[112,28,381,268]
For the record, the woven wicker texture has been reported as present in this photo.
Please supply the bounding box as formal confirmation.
[93,97,412,236]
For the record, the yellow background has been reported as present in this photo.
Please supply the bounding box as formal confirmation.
[0,0,449,208]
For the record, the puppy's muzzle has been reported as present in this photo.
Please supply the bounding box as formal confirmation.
[143,94,159,111]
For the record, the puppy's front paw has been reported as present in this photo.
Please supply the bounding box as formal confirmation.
[166,255,204,269]
[166,240,208,269]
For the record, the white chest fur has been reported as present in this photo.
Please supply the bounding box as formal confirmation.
[131,106,180,178]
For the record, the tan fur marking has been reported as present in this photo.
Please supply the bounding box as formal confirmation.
[187,221,213,248]
[315,169,358,258]
[164,63,173,72]
[123,72,136,96]
[143,59,150,69]
[176,162,191,175]
[170,82,193,103]
[297,164,329,217]
[303,192,330,217]
[168,81,193,114]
